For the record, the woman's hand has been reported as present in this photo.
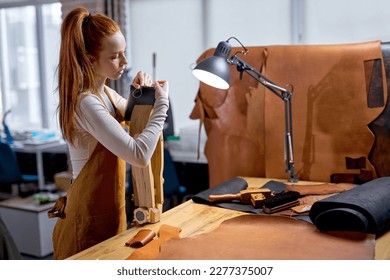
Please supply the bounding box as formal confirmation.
[132,71,153,88]
[153,80,169,99]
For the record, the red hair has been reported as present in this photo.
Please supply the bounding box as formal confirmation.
[58,7,120,144]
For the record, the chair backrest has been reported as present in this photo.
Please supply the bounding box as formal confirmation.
[0,142,22,185]
[2,121,14,144]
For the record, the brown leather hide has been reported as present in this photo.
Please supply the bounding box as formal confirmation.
[155,215,375,260]
[191,47,268,187]
[191,41,387,187]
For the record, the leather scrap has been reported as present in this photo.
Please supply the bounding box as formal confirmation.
[126,224,181,260]
[285,182,356,196]
[155,215,375,260]
[125,229,156,248]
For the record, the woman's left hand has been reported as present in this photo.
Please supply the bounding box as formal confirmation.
[132,71,153,88]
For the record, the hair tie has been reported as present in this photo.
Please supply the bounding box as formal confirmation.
[82,13,92,51]
[83,13,92,25]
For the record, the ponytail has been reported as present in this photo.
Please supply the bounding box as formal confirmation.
[57,7,120,144]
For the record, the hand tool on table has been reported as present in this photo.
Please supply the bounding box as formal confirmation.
[208,188,273,205]
[262,191,301,213]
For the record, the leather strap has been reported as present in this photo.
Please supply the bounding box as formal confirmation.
[47,196,67,219]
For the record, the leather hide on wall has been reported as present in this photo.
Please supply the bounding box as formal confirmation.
[190,41,388,187]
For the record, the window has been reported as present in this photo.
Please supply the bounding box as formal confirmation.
[0,1,62,135]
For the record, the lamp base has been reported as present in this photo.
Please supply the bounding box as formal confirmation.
[288,177,299,183]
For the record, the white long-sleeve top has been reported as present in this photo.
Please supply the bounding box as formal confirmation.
[68,86,169,180]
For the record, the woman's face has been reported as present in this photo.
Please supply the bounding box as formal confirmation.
[93,31,128,82]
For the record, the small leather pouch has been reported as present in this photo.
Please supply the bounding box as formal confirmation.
[125,229,156,248]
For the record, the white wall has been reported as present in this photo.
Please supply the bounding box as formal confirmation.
[304,0,390,44]
[128,0,204,134]
[128,0,390,134]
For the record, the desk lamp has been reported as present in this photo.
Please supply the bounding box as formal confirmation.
[192,37,298,182]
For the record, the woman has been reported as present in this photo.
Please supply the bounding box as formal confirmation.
[51,7,169,259]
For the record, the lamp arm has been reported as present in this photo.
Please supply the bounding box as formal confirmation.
[229,55,293,101]
[228,54,298,182]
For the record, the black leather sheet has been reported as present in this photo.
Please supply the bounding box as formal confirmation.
[191,177,285,214]
[309,177,390,236]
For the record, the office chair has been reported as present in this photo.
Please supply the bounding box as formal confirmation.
[0,142,39,197]
[2,109,14,145]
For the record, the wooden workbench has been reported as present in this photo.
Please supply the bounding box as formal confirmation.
[67,177,390,260]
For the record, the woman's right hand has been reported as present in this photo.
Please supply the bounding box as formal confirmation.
[132,71,153,88]
[153,80,169,99]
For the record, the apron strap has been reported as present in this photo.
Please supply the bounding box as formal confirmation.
[48,196,67,219]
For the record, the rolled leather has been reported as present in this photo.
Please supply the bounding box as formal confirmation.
[309,177,390,235]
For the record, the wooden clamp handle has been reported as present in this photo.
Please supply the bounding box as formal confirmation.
[208,194,240,203]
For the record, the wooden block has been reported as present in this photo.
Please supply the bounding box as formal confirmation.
[129,104,164,224]
[250,193,266,208]
[132,165,155,208]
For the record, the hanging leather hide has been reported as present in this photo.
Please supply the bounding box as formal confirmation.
[191,41,387,187]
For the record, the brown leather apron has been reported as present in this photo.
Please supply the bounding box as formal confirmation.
[51,94,127,260]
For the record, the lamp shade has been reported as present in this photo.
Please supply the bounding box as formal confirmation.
[192,41,232,90]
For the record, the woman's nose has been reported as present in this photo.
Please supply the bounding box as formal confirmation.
[121,54,128,66]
